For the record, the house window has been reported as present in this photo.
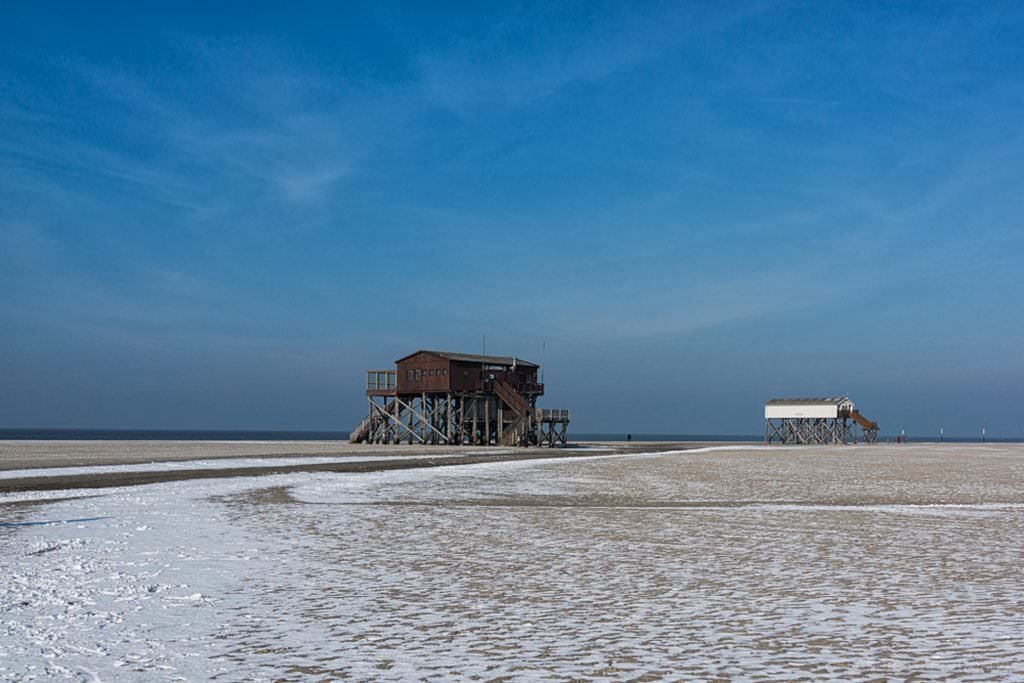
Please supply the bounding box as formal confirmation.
[406,369,413,381]
[415,369,422,379]
[442,369,447,376]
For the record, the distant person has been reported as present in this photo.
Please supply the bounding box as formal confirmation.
[627,433,632,442]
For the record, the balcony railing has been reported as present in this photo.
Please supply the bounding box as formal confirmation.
[366,370,397,392]
[481,379,544,394]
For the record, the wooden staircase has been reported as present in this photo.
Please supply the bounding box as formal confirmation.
[493,379,535,447]
[493,379,534,416]
[849,409,880,444]
[501,413,533,446]
[850,409,878,431]
[349,414,374,443]
[349,399,397,443]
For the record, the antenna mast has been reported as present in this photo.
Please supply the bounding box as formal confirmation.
[541,340,545,385]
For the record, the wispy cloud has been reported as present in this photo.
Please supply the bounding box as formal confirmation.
[278,168,346,203]
[0,222,59,277]
[414,3,782,111]
[1,37,395,221]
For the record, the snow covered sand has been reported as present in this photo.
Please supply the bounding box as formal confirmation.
[0,440,622,493]
[3,443,1024,680]
[0,440,533,471]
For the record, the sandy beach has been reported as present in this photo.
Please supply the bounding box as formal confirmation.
[0,440,714,493]
[0,439,713,470]
[0,439,506,470]
[3,442,1024,680]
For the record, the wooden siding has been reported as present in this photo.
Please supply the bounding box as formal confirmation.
[396,351,452,394]
[395,351,541,395]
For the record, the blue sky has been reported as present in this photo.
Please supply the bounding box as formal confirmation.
[2,2,1022,436]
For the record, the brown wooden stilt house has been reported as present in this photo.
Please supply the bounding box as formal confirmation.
[351,350,570,447]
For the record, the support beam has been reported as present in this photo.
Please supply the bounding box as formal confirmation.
[370,400,425,444]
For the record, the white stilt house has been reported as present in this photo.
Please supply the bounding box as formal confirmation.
[764,397,879,445]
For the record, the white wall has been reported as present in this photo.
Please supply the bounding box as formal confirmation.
[764,404,840,419]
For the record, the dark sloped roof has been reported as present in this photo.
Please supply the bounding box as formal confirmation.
[765,397,851,406]
[395,350,539,368]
